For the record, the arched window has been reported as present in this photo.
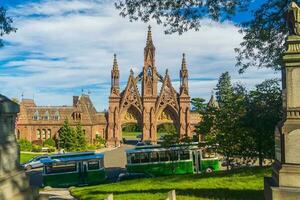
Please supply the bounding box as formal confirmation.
[54,111,60,120]
[42,129,46,140]
[44,111,49,120]
[33,111,39,120]
[37,129,41,140]
[72,112,81,120]
[47,129,51,139]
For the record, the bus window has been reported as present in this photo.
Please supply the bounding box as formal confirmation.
[202,150,216,159]
[179,150,190,160]
[140,152,150,163]
[88,160,100,170]
[170,151,179,161]
[131,153,140,164]
[45,162,77,174]
[150,152,159,162]
[159,151,169,162]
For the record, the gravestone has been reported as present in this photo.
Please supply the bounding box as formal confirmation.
[0,94,38,200]
[264,2,300,199]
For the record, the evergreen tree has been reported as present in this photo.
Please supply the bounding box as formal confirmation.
[215,72,233,107]
[58,119,76,151]
[191,97,206,113]
[74,122,87,151]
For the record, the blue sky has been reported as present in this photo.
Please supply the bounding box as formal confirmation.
[0,0,279,111]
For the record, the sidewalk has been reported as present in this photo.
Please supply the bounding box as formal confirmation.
[39,188,76,200]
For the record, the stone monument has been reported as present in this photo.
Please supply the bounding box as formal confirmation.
[264,2,300,199]
[0,94,38,200]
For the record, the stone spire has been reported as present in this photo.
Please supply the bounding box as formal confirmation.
[207,93,219,108]
[144,25,155,67]
[181,53,187,70]
[146,25,153,46]
[111,54,120,95]
[113,53,118,70]
[180,53,189,96]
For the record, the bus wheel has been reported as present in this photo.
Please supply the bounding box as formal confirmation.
[206,167,213,173]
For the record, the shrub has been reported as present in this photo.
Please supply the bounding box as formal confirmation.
[43,138,56,147]
[43,145,56,152]
[32,145,42,152]
[18,139,33,151]
[86,144,97,151]
[32,140,43,146]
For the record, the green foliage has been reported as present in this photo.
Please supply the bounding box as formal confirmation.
[191,97,206,113]
[58,120,88,152]
[43,138,56,147]
[18,139,33,151]
[235,0,289,73]
[115,0,251,34]
[115,0,289,72]
[58,119,76,151]
[71,167,271,200]
[86,144,97,151]
[32,144,42,152]
[0,7,17,47]
[197,73,282,168]
[122,124,141,132]
[74,123,87,151]
[94,135,106,148]
[243,79,282,165]
[157,123,176,134]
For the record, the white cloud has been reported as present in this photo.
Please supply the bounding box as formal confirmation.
[0,0,279,111]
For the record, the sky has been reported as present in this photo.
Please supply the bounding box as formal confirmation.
[0,0,279,111]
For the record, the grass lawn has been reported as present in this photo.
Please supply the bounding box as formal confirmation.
[20,152,49,164]
[122,131,142,139]
[122,132,168,139]
[71,167,271,200]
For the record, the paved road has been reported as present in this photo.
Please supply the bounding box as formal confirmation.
[103,144,134,182]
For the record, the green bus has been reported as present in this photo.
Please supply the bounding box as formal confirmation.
[42,152,106,188]
[125,144,220,176]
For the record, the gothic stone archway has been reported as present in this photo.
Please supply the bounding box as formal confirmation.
[106,27,191,146]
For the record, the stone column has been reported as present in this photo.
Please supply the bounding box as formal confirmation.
[264,14,300,200]
[0,94,38,200]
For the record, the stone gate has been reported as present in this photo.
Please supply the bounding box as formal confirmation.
[106,26,192,146]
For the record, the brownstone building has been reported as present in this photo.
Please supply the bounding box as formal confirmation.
[16,95,106,143]
[16,27,201,145]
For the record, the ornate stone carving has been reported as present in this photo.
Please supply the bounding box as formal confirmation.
[287,2,300,36]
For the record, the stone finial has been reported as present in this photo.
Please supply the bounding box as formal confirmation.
[130,68,134,76]
[287,1,300,35]
[113,54,118,70]
[146,25,153,46]
[165,69,169,75]
[182,53,187,70]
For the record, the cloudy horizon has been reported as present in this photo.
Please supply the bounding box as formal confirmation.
[0,0,280,111]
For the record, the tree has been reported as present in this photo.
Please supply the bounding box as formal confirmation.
[74,123,87,151]
[215,71,233,107]
[191,97,206,113]
[0,7,16,47]
[197,72,251,169]
[115,0,251,34]
[58,119,76,151]
[243,79,282,166]
[115,0,290,72]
